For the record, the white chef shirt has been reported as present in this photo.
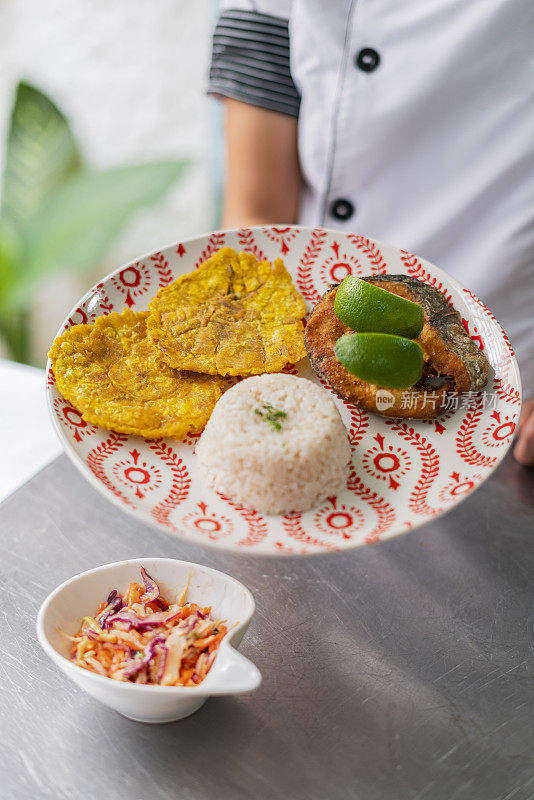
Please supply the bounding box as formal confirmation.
[209,0,534,395]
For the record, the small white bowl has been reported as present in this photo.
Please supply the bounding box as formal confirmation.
[37,558,261,723]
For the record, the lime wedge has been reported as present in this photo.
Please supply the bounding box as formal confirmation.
[334,276,424,338]
[334,332,424,389]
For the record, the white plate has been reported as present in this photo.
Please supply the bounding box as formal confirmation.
[46,226,521,554]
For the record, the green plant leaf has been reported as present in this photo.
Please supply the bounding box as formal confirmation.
[1,81,83,229]
[0,220,27,361]
[13,160,188,298]
[0,218,21,293]
[0,306,29,363]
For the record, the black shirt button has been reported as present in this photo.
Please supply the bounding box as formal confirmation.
[356,48,380,72]
[330,198,355,221]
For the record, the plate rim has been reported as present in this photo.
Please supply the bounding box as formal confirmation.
[45,225,523,556]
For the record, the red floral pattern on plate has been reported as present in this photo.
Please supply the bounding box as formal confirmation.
[481,410,516,448]
[439,471,483,503]
[180,502,233,542]
[112,448,163,499]
[110,263,152,308]
[262,226,300,254]
[362,433,412,490]
[314,497,364,540]
[319,247,363,286]
[53,398,98,442]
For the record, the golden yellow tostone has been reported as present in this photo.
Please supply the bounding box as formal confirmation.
[146,247,307,377]
[48,308,224,438]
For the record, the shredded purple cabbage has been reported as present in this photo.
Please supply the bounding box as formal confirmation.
[140,566,159,603]
[121,635,167,679]
[97,590,124,629]
[104,607,181,631]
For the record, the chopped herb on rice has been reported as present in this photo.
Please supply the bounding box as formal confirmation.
[253,402,287,431]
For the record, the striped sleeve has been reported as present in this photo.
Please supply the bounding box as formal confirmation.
[208,9,300,117]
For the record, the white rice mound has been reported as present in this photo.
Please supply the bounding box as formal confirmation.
[197,373,350,515]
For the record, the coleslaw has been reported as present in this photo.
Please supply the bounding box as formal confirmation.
[69,567,227,686]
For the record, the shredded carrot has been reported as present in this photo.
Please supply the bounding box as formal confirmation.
[96,650,112,667]
[177,605,197,620]
[192,635,217,650]
[126,582,143,605]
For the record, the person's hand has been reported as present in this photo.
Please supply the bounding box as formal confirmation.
[513,397,534,466]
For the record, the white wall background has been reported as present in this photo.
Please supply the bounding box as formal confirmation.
[0,0,219,363]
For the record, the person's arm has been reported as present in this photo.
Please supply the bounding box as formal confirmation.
[221,98,300,229]
[207,5,299,227]
[514,397,534,465]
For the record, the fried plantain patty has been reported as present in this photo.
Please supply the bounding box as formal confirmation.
[49,309,224,438]
[146,248,307,377]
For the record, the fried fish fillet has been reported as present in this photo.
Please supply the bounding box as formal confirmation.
[49,309,224,438]
[146,247,307,376]
[305,275,489,419]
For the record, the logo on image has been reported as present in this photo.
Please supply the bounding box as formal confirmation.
[376,389,395,412]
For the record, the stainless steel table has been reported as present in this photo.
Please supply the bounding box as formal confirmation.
[1,453,533,800]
